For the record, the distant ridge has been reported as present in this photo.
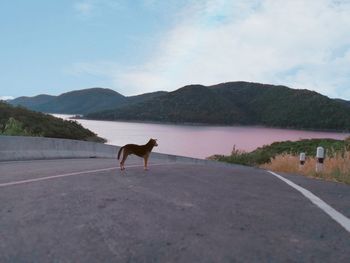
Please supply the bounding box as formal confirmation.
[10,94,55,108]
[9,88,126,114]
[9,88,167,115]
[86,82,350,131]
[8,82,350,131]
[335,98,350,108]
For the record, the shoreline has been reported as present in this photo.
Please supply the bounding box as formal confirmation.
[50,113,350,133]
[52,113,350,159]
[76,116,350,134]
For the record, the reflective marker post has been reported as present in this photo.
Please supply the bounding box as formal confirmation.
[299,152,306,170]
[316,146,325,173]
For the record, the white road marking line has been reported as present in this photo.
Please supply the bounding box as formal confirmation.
[0,163,172,188]
[0,158,105,165]
[268,171,350,233]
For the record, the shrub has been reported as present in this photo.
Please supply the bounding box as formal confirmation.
[261,152,350,184]
[1,117,40,136]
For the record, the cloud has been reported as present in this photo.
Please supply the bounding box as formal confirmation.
[68,61,119,77]
[74,1,94,17]
[73,0,123,18]
[70,0,350,99]
[0,96,14,101]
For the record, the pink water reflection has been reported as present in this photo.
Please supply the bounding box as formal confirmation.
[55,115,349,159]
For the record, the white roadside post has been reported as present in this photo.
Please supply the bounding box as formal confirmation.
[316,146,325,173]
[299,152,306,170]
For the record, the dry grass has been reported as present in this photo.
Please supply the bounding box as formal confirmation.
[261,152,350,184]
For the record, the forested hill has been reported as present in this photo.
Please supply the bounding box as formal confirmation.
[86,82,350,131]
[9,88,167,115]
[335,98,350,108]
[0,102,105,142]
[9,88,126,115]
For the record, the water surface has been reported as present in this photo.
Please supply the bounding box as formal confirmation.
[55,114,349,159]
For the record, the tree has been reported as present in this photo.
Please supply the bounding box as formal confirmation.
[1,117,36,136]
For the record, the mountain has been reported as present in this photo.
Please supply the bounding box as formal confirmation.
[9,88,167,115]
[9,88,126,114]
[9,82,350,131]
[86,82,350,131]
[10,94,55,108]
[88,84,248,123]
[335,98,350,108]
[127,91,168,105]
[0,102,104,142]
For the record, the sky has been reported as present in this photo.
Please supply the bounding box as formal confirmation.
[1,0,350,100]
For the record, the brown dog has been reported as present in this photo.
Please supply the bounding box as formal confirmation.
[117,138,158,170]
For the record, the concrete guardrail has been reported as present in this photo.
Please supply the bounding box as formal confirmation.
[0,135,231,166]
[0,135,119,162]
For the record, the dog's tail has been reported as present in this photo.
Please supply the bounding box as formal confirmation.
[117,147,124,160]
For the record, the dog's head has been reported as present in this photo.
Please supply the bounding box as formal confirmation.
[149,138,158,147]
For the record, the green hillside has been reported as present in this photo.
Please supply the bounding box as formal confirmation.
[10,94,55,108]
[210,138,350,166]
[0,102,105,142]
[86,82,350,131]
[10,88,126,114]
[88,85,247,123]
[9,89,167,115]
[8,82,350,131]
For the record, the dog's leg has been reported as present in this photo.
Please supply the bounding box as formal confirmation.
[144,155,149,171]
[120,150,128,170]
[119,159,123,170]
[120,154,124,171]
[122,153,129,170]
[119,148,124,170]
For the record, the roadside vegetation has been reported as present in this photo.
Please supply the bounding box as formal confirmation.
[86,82,350,131]
[209,137,350,184]
[0,102,105,142]
[261,152,350,184]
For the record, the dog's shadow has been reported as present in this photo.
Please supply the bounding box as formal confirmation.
[118,168,149,176]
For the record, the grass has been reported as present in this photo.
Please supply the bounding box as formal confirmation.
[209,137,350,184]
[261,152,350,184]
[209,138,350,166]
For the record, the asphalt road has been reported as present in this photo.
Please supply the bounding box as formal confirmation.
[0,155,349,263]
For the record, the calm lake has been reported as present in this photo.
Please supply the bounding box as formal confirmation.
[55,114,349,159]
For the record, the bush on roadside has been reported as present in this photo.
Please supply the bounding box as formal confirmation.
[0,117,41,136]
[209,138,350,184]
[208,139,350,166]
[260,152,350,184]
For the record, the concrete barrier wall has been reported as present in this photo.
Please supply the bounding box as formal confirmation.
[0,136,198,163]
[0,135,232,167]
[0,135,119,162]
